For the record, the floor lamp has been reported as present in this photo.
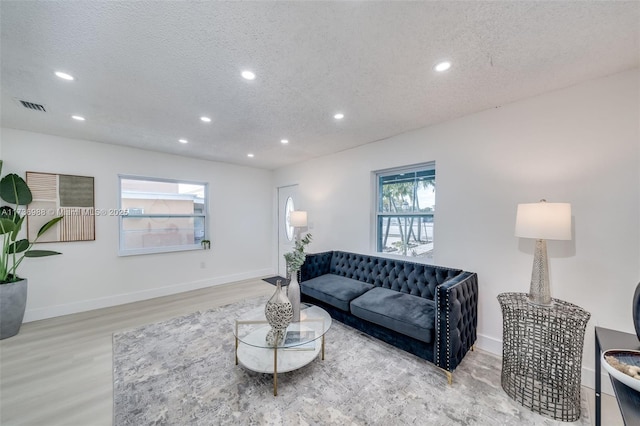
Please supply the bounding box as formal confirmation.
[515,200,571,306]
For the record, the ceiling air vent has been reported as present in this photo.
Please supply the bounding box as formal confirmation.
[19,100,46,112]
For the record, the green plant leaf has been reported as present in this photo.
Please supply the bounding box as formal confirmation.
[283,233,312,272]
[8,239,29,254]
[0,218,17,234]
[0,173,32,205]
[10,215,24,241]
[24,250,62,257]
[37,216,63,237]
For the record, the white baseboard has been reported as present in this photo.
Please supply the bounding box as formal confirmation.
[581,366,615,396]
[475,333,502,356]
[23,268,274,323]
[474,333,615,396]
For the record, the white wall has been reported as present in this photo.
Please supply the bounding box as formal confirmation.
[2,128,274,321]
[274,69,640,388]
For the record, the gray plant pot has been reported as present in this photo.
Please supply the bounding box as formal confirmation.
[0,279,28,340]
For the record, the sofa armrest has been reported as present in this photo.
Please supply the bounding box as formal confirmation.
[300,251,333,282]
[434,271,478,372]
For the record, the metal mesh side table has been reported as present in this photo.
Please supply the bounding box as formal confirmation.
[498,292,591,421]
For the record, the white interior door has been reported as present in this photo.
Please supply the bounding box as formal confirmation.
[277,185,298,277]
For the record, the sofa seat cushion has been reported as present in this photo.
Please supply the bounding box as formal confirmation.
[301,274,374,311]
[350,287,435,343]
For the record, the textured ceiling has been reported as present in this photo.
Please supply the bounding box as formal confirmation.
[1,1,638,170]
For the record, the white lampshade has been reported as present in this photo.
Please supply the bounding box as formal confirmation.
[515,201,571,241]
[290,210,308,228]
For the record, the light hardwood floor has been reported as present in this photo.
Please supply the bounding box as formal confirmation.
[0,278,624,425]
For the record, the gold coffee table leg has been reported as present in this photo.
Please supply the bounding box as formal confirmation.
[273,347,278,396]
[234,321,239,365]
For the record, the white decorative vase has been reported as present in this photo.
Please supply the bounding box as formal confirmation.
[264,280,293,346]
[287,272,301,322]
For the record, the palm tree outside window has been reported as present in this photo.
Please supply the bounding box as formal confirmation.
[375,163,435,259]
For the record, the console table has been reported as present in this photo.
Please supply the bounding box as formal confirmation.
[498,293,590,421]
[594,327,640,426]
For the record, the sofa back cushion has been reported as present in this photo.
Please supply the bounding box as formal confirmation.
[329,251,462,300]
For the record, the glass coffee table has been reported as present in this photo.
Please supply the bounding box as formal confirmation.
[234,303,332,396]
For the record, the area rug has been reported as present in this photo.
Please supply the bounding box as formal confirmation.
[113,297,590,425]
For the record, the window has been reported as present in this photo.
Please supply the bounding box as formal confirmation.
[118,176,208,256]
[284,196,295,242]
[374,163,435,260]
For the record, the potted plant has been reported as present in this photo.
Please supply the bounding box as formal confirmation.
[0,160,63,339]
[284,233,312,276]
[283,233,312,322]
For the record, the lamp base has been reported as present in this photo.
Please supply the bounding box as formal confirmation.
[528,239,553,306]
[527,297,555,308]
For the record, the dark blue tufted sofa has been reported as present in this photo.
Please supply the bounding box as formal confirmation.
[300,250,478,381]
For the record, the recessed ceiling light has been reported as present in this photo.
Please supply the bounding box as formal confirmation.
[334,113,345,120]
[241,70,256,80]
[55,71,74,81]
[71,115,85,121]
[179,139,188,144]
[200,116,211,123]
[434,61,452,72]
[247,153,255,158]
[281,139,289,144]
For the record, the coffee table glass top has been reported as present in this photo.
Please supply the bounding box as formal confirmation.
[234,303,332,349]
